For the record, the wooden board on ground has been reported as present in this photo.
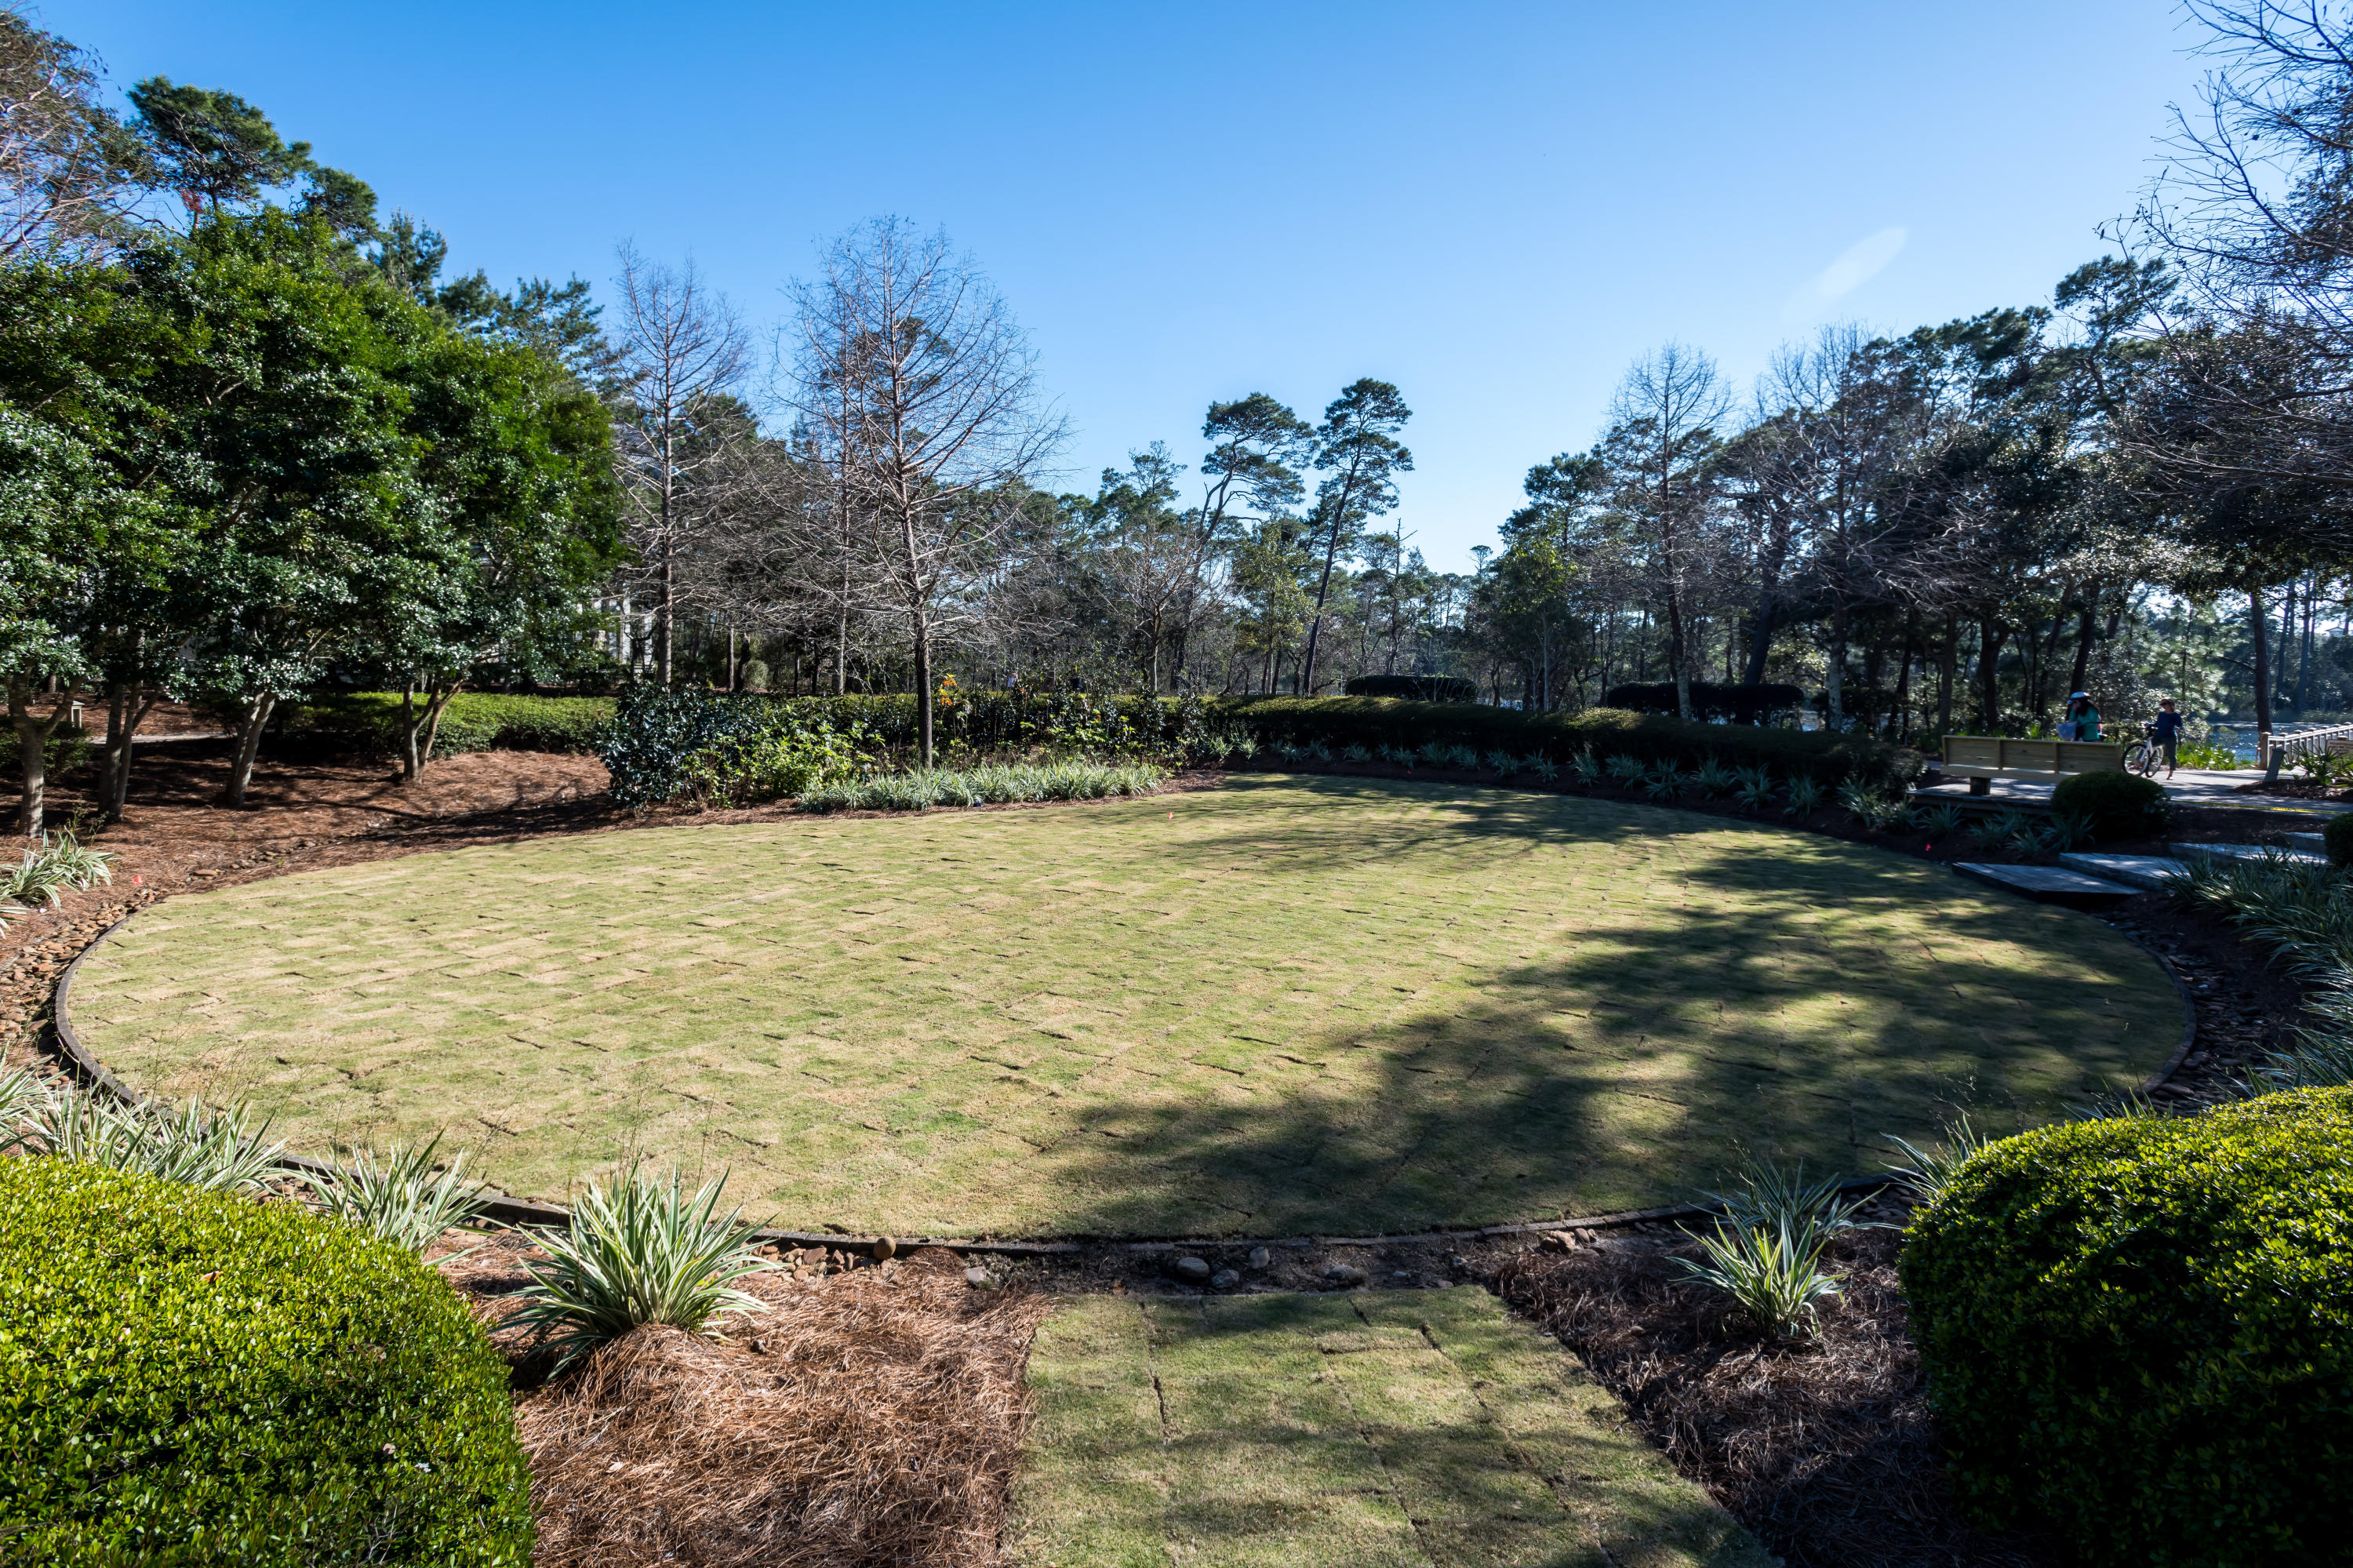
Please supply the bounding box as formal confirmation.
[1006,1288,1771,1568]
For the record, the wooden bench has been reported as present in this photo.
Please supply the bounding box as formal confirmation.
[1937,735,2126,795]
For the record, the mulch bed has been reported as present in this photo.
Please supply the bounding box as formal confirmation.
[1,740,2333,1566]
[436,1231,1053,1568]
[1495,1218,2058,1568]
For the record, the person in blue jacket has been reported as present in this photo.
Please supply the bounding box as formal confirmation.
[2150,697,2184,778]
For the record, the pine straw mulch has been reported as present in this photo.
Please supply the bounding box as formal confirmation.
[439,1234,1056,1568]
[1493,1223,2058,1568]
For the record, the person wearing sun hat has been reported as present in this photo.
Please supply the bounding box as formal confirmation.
[2064,691,2100,742]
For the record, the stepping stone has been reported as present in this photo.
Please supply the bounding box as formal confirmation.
[1954,862,2140,908]
[2169,842,2324,864]
[2058,852,2188,891]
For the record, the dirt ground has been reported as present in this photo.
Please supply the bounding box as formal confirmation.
[0,740,2331,1568]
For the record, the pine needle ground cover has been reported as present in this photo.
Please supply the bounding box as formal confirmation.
[1007,1288,1772,1567]
[70,777,2177,1237]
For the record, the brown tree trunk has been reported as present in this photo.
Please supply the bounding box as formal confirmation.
[223,695,278,809]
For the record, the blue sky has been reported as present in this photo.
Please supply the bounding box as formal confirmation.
[56,1,2203,570]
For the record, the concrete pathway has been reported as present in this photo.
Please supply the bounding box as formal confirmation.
[1008,1290,1769,1568]
[1914,768,2351,816]
[1953,862,2139,907]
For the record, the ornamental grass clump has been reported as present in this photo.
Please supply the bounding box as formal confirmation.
[1642,760,1684,801]
[1900,1087,2353,1567]
[1563,748,1598,787]
[798,760,1165,813]
[1780,774,1824,817]
[1882,1111,2000,1204]
[1603,751,1645,787]
[2166,851,2353,1091]
[1674,1164,1859,1339]
[8,1082,284,1192]
[0,1157,532,1564]
[515,1165,775,1370]
[1693,756,1736,798]
[306,1135,493,1254]
[1731,765,1775,814]
[0,831,116,923]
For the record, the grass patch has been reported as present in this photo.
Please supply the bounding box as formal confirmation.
[71,776,2180,1236]
[1006,1287,1772,1566]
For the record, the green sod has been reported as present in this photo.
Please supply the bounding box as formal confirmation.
[71,776,2180,1236]
[1007,1288,1773,1567]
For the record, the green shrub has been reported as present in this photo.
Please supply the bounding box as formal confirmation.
[2328,813,2353,870]
[1899,1088,2353,1566]
[1215,697,1916,787]
[278,693,612,759]
[2048,767,2169,841]
[1343,674,1476,702]
[0,1158,531,1565]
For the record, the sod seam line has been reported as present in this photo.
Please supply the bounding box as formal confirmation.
[45,799,2200,1257]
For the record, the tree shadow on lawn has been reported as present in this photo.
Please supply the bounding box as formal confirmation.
[958,860,2171,1239]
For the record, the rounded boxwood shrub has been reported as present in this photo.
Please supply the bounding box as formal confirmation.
[2328,811,2353,869]
[1900,1089,2353,1567]
[2049,767,2169,841]
[0,1157,533,1565]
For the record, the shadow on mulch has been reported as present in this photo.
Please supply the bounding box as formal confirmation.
[1496,1226,2059,1568]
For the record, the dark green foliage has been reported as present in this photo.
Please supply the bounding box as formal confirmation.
[595,686,736,809]
[2049,767,2169,841]
[1216,697,1918,787]
[0,1157,532,1565]
[1899,1089,2353,1568]
[1602,682,1806,725]
[278,693,612,759]
[1343,674,1477,702]
[2328,813,2353,869]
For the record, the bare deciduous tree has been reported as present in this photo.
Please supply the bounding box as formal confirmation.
[787,218,1065,763]
[1602,344,1732,720]
[609,245,750,685]
[0,9,145,263]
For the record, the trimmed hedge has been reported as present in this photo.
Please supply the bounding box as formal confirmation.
[1602,681,1806,725]
[2328,812,2353,869]
[1900,1089,2353,1567]
[1213,697,1919,786]
[2050,767,2169,842]
[278,693,613,759]
[0,1157,532,1564]
[1344,674,1477,702]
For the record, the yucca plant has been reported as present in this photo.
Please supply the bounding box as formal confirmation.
[1837,780,1887,827]
[0,1066,48,1145]
[1530,753,1559,784]
[1675,1217,1845,1338]
[1883,1113,1999,1205]
[1341,743,1372,764]
[1564,749,1599,788]
[1701,1162,1873,1240]
[1275,740,1302,763]
[1302,740,1333,763]
[2042,810,2095,853]
[1781,775,1824,817]
[1603,752,1645,787]
[12,1086,285,1192]
[1677,1161,1860,1337]
[1915,802,1967,842]
[1733,766,1776,815]
[1448,744,1482,769]
[1642,761,1685,802]
[1969,809,2025,853]
[305,1136,493,1254]
[514,1165,775,1368]
[1693,757,1737,799]
[1483,749,1515,776]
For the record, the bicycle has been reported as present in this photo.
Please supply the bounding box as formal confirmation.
[2123,726,2163,777]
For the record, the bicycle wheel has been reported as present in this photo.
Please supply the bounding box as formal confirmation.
[2126,741,2157,776]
